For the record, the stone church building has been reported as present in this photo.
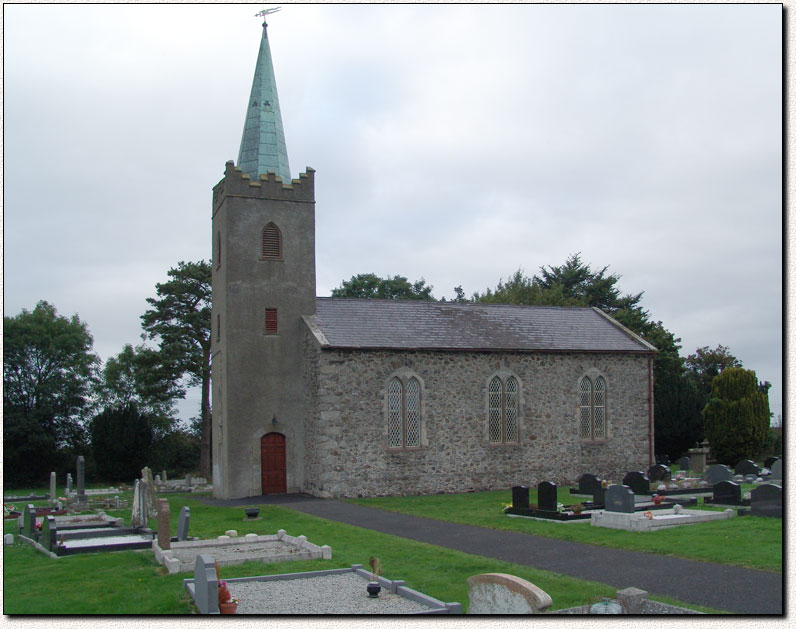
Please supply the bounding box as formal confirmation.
[211,19,656,500]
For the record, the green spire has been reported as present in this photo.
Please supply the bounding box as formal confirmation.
[238,18,291,180]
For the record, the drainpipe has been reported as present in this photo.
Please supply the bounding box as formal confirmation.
[648,355,654,466]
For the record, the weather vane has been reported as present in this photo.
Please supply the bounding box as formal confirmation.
[255,7,282,19]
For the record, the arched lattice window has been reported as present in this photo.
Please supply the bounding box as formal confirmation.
[387,376,421,448]
[488,375,519,443]
[261,223,282,259]
[579,376,606,439]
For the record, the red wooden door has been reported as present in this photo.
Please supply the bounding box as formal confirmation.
[261,433,286,494]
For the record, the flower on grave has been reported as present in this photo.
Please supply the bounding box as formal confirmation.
[652,494,663,505]
[35,521,42,530]
[643,511,654,520]
[601,480,608,488]
[3,504,17,516]
[557,502,565,513]
[501,502,513,513]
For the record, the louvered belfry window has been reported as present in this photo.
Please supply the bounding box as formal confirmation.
[488,375,519,443]
[580,376,607,439]
[387,376,421,449]
[264,308,278,334]
[261,223,282,259]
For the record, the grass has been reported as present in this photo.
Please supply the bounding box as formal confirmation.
[345,486,782,572]
[3,490,724,615]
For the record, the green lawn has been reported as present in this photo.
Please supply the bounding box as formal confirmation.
[3,491,723,614]
[345,487,782,572]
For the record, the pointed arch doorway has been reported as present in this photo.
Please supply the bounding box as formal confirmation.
[260,433,286,494]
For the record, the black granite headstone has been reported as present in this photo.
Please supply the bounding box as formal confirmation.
[537,481,558,512]
[712,480,741,505]
[512,485,530,511]
[622,471,650,495]
[591,485,606,506]
[647,464,670,482]
[678,456,690,471]
[764,456,781,470]
[577,473,601,495]
[605,485,635,513]
[750,484,782,518]
[734,460,760,476]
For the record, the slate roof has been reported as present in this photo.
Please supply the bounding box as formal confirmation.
[304,298,656,353]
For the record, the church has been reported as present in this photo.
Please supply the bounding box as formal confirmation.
[211,18,656,500]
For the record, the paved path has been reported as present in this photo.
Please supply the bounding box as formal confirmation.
[204,494,782,614]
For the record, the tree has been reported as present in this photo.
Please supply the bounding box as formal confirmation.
[331,273,434,300]
[3,301,99,484]
[141,261,212,478]
[89,404,155,482]
[685,345,742,401]
[703,367,770,465]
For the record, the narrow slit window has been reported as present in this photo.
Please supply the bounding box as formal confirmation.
[264,308,278,334]
[261,223,282,259]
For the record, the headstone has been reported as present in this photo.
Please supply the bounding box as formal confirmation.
[466,574,552,614]
[647,464,670,482]
[4,534,13,546]
[162,470,168,482]
[76,455,86,501]
[537,481,558,512]
[21,504,36,537]
[511,486,529,511]
[157,499,171,550]
[705,464,733,485]
[41,515,57,552]
[590,485,606,506]
[193,554,219,614]
[764,456,780,470]
[750,484,782,518]
[678,456,690,471]
[49,472,57,507]
[155,474,161,485]
[177,506,191,541]
[713,480,741,505]
[185,474,192,490]
[687,445,709,474]
[605,485,635,513]
[141,467,159,517]
[616,587,648,614]
[576,473,601,495]
[734,460,760,476]
[66,473,73,494]
[622,471,650,495]
[770,459,782,482]
[131,480,146,528]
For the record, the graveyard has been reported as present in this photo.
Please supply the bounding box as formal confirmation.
[3,458,782,614]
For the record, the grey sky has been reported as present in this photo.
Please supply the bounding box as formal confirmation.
[4,4,783,424]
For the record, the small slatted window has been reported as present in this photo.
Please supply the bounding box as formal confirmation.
[386,374,422,449]
[488,375,519,443]
[261,223,282,259]
[264,308,278,334]
[579,375,607,440]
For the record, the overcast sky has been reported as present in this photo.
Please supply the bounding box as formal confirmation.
[4,3,783,425]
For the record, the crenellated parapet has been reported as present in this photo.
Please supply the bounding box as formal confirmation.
[213,160,315,213]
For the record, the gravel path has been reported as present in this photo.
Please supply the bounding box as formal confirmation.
[230,573,433,614]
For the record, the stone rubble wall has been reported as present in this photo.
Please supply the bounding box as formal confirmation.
[302,332,651,498]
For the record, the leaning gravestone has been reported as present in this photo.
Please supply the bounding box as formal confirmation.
[193,554,219,615]
[537,482,558,512]
[622,471,650,495]
[734,460,760,476]
[466,574,552,614]
[605,485,635,513]
[177,506,191,541]
[705,464,733,485]
[141,467,159,518]
[750,484,782,518]
[647,464,670,482]
[713,481,741,505]
[512,486,530,511]
[576,473,601,495]
[770,459,782,482]
[678,456,690,471]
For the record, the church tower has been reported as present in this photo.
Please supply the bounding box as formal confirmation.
[211,15,316,499]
